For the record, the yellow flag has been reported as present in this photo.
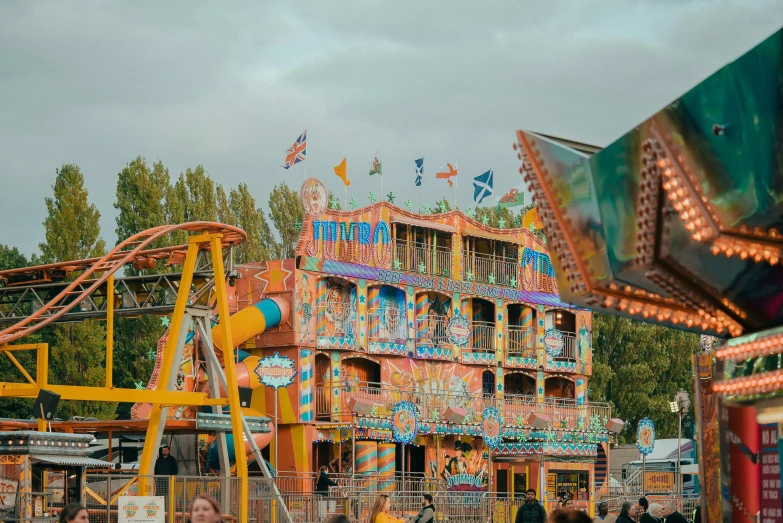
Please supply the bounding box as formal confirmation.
[334,157,350,186]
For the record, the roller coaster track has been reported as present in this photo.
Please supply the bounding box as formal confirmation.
[0,222,246,346]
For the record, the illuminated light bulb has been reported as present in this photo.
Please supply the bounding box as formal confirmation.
[663,182,672,191]
[657,159,666,168]
[667,193,677,201]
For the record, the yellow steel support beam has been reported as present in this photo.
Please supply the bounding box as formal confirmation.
[0,384,224,405]
[4,352,35,385]
[210,235,248,523]
[36,343,48,432]
[106,274,114,388]
[138,238,201,493]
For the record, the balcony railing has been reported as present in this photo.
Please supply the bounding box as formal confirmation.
[461,251,518,286]
[556,332,578,362]
[315,381,611,430]
[368,307,407,342]
[416,313,449,347]
[506,325,536,359]
[468,321,495,353]
[394,240,452,277]
[316,303,357,338]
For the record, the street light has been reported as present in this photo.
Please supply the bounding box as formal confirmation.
[671,389,691,494]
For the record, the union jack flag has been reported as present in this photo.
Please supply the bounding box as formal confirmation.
[283,130,307,169]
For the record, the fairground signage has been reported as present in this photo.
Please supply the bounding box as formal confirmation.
[544,328,564,357]
[447,316,470,346]
[254,352,297,389]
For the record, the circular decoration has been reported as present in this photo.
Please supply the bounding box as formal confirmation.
[391,401,419,444]
[482,406,504,448]
[447,315,471,347]
[544,328,564,357]
[300,178,328,215]
[637,417,656,455]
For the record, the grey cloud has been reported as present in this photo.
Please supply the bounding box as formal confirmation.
[0,0,781,256]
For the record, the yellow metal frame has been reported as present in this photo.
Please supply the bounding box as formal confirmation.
[0,231,251,523]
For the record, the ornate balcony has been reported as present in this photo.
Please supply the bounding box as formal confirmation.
[461,321,496,365]
[394,240,452,277]
[505,325,537,367]
[415,313,454,360]
[314,381,611,433]
[461,251,518,286]
[368,306,408,355]
[316,302,358,350]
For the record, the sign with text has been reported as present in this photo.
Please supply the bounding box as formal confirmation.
[760,424,783,523]
[0,478,17,512]
[118,496,165,523]
[644,471,674,493]
[254,352,297,389]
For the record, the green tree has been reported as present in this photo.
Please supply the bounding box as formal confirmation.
[41,164,116,419]
[589,312,700,442]
[114,156,170,248]
[268,183,304,258]
[39,164,106,262]
[165,166,218,244]
[0,246,37,418]
[218,183,280,263]
[112,157,174,418]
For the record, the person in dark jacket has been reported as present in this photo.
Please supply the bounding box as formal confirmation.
[316,466,339,521]
[412,494,435,523]
[637,498,657,523]
[154,446,179,475]
[616,501,636,523]
[660,503,687,523]
[316,466,338,495]
[515,488,546,523]
[692,504,701,523]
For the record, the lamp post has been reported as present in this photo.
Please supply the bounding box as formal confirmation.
[670,389,691,494]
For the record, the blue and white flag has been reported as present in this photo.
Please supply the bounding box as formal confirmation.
[414,157,424,186]
[472,169,493,204]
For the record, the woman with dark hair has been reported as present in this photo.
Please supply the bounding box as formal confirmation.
[58,503,88,523]
[189,494,222,523]
[616,501,635,523]
[324,516,351,523]
[316,465,339,519]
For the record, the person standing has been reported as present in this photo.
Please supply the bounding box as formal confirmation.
[660,503,688,523]
[616,502,636,523]
[593,501,616,523]
[411,494,435,523]
[514,488,547,523]
[154,445,179,475]
[637,498,657,523]
[316,466,339,520]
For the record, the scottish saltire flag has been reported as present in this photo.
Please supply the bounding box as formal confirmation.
[414,158,424,186]
[436,163,458,187]
[472,169,494,204]
[282,130,307,169]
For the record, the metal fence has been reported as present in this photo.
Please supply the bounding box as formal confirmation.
[394,241,452,278]
[313,380,611,427]
[416,313,449,347]
[506,325,536,358]
[84,474,243,523]
[368,307,407,342]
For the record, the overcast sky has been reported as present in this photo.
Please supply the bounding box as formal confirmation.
[1,1,782,257]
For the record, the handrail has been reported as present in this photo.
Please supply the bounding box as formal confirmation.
[0,222,246,346]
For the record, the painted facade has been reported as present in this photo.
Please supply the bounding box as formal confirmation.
[229,178,610,508]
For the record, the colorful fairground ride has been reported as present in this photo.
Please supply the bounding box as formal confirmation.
[514,26,783,523]
[270,176,612,513]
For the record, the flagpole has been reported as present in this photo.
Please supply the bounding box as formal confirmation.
[344,184,347,210]
[454,160,459,210]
